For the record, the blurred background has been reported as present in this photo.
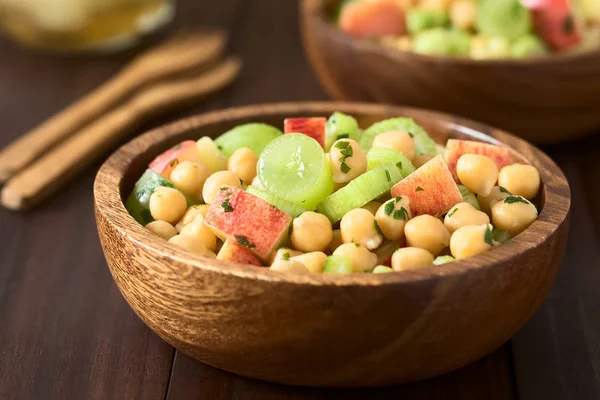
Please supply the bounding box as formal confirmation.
[0,1,599,399]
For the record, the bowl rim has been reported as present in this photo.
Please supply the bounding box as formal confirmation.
[300,0,600,67]
[94,101,570,287]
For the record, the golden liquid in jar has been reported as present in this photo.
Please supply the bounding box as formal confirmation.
[0,0,173,52]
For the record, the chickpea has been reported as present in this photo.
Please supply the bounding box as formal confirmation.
[404,214,450,256]
[169,234,216,257]
[372,130,415,160]
[456,154,498,197]
[170,161,211,200]
[145,220,177,240]
[491,195,538,235]
[333,243,378,272]
[498,164,540,200]
[330,139,367,183]
[328,230,343,254]
[450,224,494,260]
[291,252,327,274]
[444,202,490,234]
[270,259,310,274]
[375,196,412,241]
[180,214,217,251]
[175,205,210,232]
[413,154,435,169]
[202,171,242,204]
[478,186,511,215]
[341,208,383,250]
[228,147,259,185]
[291,212,333,253]
[270,247,303,264]
[362,201,382,215]
[149,187,187,224]
[391,247,434,271]
[419,0,452,11]
[450,0,477,31]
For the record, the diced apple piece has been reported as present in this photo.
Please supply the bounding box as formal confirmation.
[204,185,292,261]
[529,0,582,50]
[284,117,327,149]
[149,140,202,179]
[339,0,406,38]
[391,155,462,217]
[446,139,513,182]
[217,238,262,266]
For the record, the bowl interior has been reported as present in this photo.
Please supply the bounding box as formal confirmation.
[104,102,570,285]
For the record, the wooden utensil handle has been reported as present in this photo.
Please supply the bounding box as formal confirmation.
[0,32,226,184]
[1,58,242,210]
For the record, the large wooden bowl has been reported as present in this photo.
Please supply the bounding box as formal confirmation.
[301,0,600,144]
[94,102,570,387]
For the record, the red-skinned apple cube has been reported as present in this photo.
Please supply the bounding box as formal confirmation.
[205,186,292,261]
[339,0,406,38]
[391,155,462,217]
[446,139,513,182]
[217,238,262,266]
[148,140,202,179]
[530,0,582,50]
[284,117,327,149]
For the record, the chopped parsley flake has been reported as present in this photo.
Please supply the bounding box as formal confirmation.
[217,145,223,150]
[396,161,403,170]
[282,252,290,260]
[484,225,493,246]
[499,186,511,194]
[219,187,228,191]
[221,200,233,213]
[384,201,395,216]
[504,196,529,205]
[335,140,353,174]
[393,207,408,221]
[447,208,458,218]
[385,169,391,182]
[408,132,414,138]
[354,243,360,248]
[374,220,383,235]
[415,186,424,192]
[169,159,179,168]
[234,235,256,249]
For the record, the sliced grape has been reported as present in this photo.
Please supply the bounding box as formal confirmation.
[325,112,360,151]
[317,163,402,223]
[246,186,308,218]
[359,117,437,156]
[458,185,481,210]
[492,227,512,244]
[257,134,333,210]
[367,147,416,178]
[433,255,455,265]
[476,0,532,42]
[196,137,228,172]
[215,123,282,157]
[323,255,353,274]
[373,265,394,273]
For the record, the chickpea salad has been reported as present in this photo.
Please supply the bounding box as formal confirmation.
[334,0,600,59]
[125,113,541,274]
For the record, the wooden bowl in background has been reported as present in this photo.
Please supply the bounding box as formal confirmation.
[94,102,570,387]
[300,0,600,144]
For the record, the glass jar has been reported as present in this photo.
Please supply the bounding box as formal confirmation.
[0,0,175,52]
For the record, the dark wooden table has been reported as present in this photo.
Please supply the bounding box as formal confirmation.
[1,1,599,399]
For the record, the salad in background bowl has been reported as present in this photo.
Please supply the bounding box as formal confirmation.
[335,0,600,59]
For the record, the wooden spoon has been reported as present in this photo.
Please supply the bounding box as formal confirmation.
[1,57,242,210]
[0,31,227,184]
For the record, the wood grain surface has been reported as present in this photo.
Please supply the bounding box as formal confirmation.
[0,0,599,398]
